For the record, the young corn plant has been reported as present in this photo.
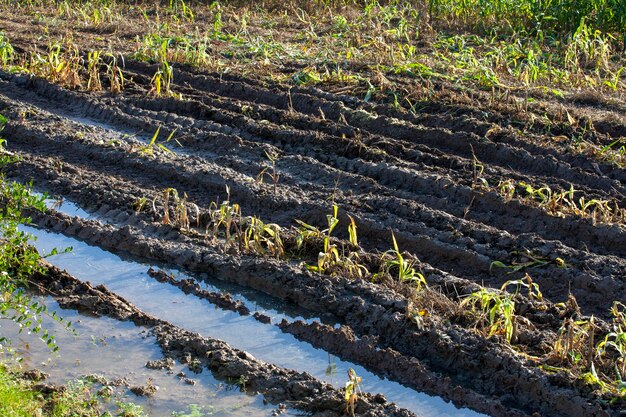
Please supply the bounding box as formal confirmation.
[347,216,358,247]
[296,206,368,279]
[153,188,198,230]
[149,39,177,98]
[35,43,83,89]
[494,180,626,225]
[503,274,543,301]
[469,145,488,189]
[241,216,284,258]
[104,54,124,94]
[132,197,148,214]
[375,232,427,290]
[0,33,15,66]
[344,368,362,417]
[463,275,542,343]
[206,199,242,248]
[551,316,596,370]
[294,218,323,253]
[306,205,340,275]
[150,61,174,97]
[168,0,195,22]
[490,252,566,274]
[596,302,626,383]
[86,50,102,92]
[461,287,516,342]
[138,127,175,156]
[256,150,280,194]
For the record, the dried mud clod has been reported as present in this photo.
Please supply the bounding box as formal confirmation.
[130,379,158,397]
[145,358,175,371]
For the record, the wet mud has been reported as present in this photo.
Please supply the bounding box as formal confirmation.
[0,59,625,417]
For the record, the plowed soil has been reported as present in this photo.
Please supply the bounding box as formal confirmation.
[1,15,626,417]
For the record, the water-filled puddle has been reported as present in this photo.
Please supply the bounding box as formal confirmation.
[2,297,292,417]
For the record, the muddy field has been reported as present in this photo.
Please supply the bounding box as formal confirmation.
[2,4,626,416]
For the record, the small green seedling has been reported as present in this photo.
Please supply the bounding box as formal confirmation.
[139,126,176,156]
[345,368,362,417]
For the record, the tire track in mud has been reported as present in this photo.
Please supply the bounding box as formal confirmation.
[2,66,626,415]
[8,127,626,321]
[31,261,415,417]
[1,71,626,320]
[124,61,626,196]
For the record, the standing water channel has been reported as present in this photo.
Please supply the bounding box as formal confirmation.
[8,195,485,417]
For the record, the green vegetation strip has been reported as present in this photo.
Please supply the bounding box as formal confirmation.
[0,365,146,417]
